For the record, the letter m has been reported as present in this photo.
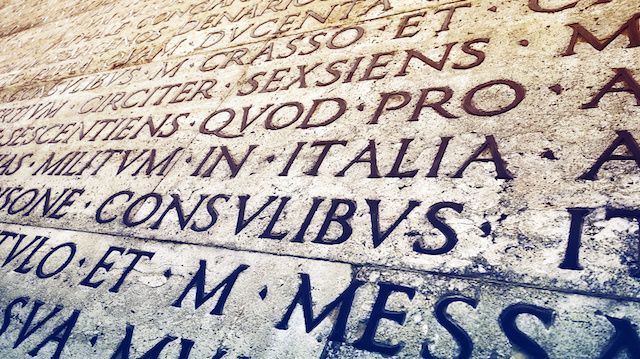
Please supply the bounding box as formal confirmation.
[171,260,249,315]
[132,147,184,176]
[275,273,364,342]
[150,59,188,80]
[562,12,640,56]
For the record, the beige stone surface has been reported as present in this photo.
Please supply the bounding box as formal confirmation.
[0,0,639,357]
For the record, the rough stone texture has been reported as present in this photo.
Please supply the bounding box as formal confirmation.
[0,0,639,358]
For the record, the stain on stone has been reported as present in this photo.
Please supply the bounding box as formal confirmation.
[619,232,640,278]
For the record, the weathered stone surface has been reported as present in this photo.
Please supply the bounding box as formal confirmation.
[0,0,639,357]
